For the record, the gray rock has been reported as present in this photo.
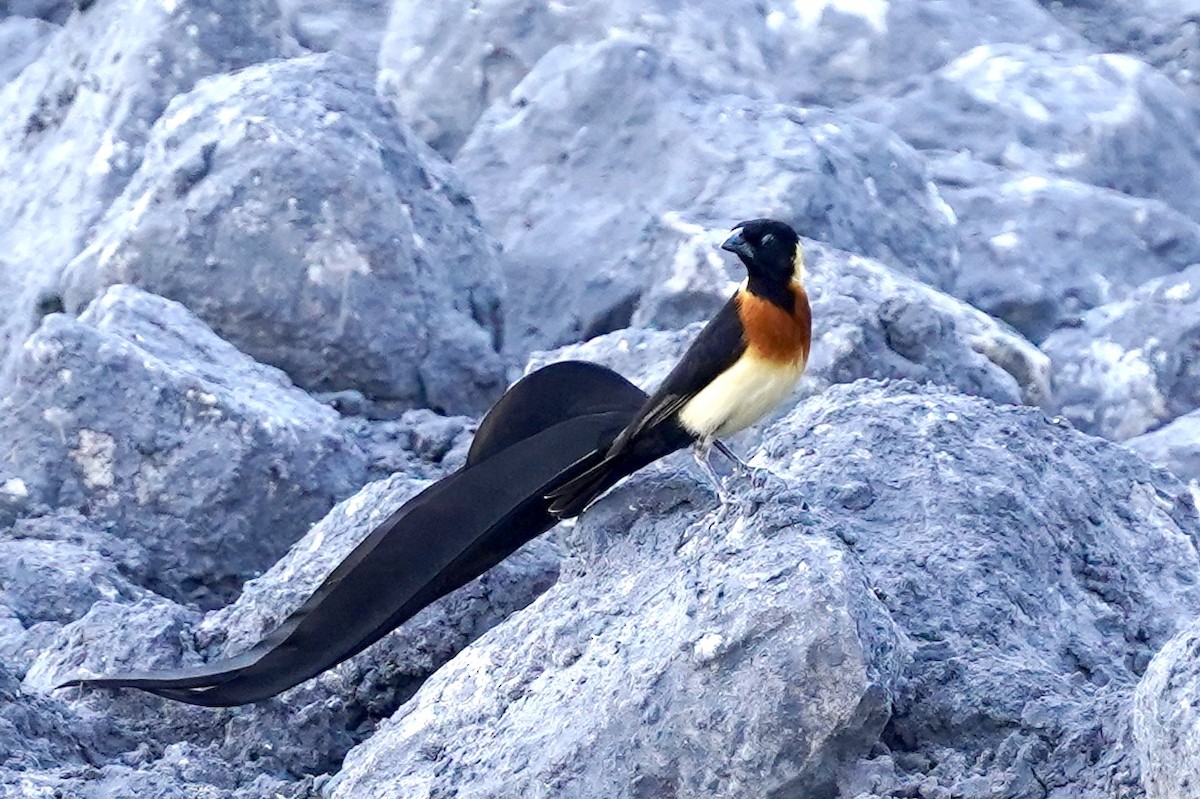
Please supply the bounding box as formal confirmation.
[0,16,56,85]
[1044,264,1200,440]
[530,242,1050,415]
[58,53,506,416]
[1128,412,1200,493]
[934,154,1200,342]
[328,470,903,798]
[379,0,1076,156]
[278,0,390,63]
[0,0,73,23]
[1,285,371,607]
[1038,0,1200,105]
[0,663,88,772]
[0,0,283,371]
[1134,616,1200,799]
[758,381,1200,797]
[855,44,1200,222]
[458,37,960,354]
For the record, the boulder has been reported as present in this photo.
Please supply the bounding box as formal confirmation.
[1128,412,1200,491]
[530,242,1050,418]
[1134,617,1200,799]
[59,54,506,416]
[934,154,1200,342]
[759,381,1200,796]
[1,286,371,607]
[328,469,904,798]
[1037,0,1200,104]
[379,0,1075,156]
[1044,264,1200,440]
[0,0,283,376]
[855,44,1200,222]
[277,0,391,64]
[0,16,56,86]
[457,37,960,354]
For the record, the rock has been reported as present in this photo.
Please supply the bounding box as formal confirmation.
[0,16,56,86]
[379,0,1076,156]
[530,242,1050,417]
[0,0,283,374]
[1128,412,1200,493]
[1134,617,1200,799]
[855,44,1200,222]
[1044,264,1200,441]
[933,154,1200,342]
[58,53,505,416]
[27,470,560,782]
[0,663,88,773]
[1,0,74,24]
[1038,0,1200,105]
[458,37,960,354]
[1,285,372,607]
[758,381,1200,797]
[277,0,391,63]
[328,469,903,798]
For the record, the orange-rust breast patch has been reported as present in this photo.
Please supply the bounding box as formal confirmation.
[737,284,812,364]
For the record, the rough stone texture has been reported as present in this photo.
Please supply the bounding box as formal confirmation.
[59,54,506,416]
[0,286,371,607]
[458,37,959,354]
[856,44,1200,222]
[1,0,74,24]
[328,469,903,798]
[1038,0,1200,105]
[379,0,1076,156]
[278,0,390,64]
[934,154,1200,342]
[1044,264,1200,441]
[0,16,56,85]
[1128,412,1200,493]
[530,242,1050,416]
[759,381,1200,798]
[1134,617,1200,799]
[0,0,283,377]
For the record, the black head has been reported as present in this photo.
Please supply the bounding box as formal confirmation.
[721,219,801,284]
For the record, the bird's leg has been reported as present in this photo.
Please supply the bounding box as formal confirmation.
[713,440,750,476]
[692,443,733,504]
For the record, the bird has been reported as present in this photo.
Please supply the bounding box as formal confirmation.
[55,361,651,705]
[546,218,811,518]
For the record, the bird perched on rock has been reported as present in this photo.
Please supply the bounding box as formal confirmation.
[547,218,811,517]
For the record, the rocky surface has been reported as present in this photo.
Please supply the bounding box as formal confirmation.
[1044,264,1200,441]
[458,37,960,353]
[933,154,1200,343]
[1134,616,1200,799]
[60,54,506,416]
[2,1,1200,797]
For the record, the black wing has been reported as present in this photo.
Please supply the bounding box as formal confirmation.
[608,293,746,454]
[57,363,648,706]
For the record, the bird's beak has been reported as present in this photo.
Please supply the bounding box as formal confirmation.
[721,230,751,259]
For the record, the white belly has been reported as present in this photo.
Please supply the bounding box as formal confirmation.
[677,353,804,441]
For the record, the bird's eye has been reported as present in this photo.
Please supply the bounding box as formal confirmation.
[761,233,775,247]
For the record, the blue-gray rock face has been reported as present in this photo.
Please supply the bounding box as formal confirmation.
[934,154,1200,343]
[277,0,391,64]
[1,286,371,607]
[0,16,56,86]
[458,37,960,355]
[380,0,1076,157]
[0,0,283,374]
[760,381,1200,797]
[855,44,1200,222]
[1134,617,1200,799]
[59,54,506,416]
[1128,412,1200,491]
[1044,265,1200,441]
